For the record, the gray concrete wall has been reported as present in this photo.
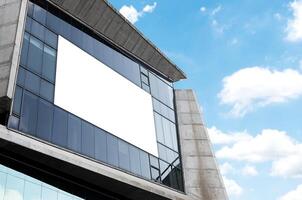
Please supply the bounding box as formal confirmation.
[0,0,27,112]
[175,89,228,200]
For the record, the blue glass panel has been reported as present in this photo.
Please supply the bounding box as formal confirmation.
[67,114,82,152]
[25,16,32,32]
[106,134,118,167]
[162,117,173,149]
[139,151,151,179]
[158,143,167,161]
[36,99,54,142]
[70,26,83,48]
[81,121,95,158]
[52,107,68,148]
[8,115,19,130]
[27,2,34,17]
[20,32,30,66]
[24,181,42,200]
[31,20,45,41]
[154,113,164,143]
[42,45,56,83]
[45,29,58,49]
[33,4,46,25]
[170,123,178,152]
[129,146,141,175]
[28,36,43,74]
[118,140,130,171]
[20,91,38,136]
[25,70,40,94]
[4,175,24,200]
[40,80,54,102]
[12,86,22,115]
[46,12,61,34]
[150,155,159,168]
[94,128,107,162]
[17,67,26,86]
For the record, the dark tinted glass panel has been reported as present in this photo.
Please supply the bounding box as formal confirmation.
[33,4,46,25]
[27,36,43,74]
[129,146,141,175]
[17,67,26,86]
[70,26,83,48]
[36,99,53,142]
[118,140,130,171]
[46,12,61,34]
[25,70,40,94]
[13,86,22,115]
[20,32,30,66]
[31,20,45,41]
[95,128,107,162]
[139,151,151,179]
[27,2,34,16]
[20,91,38,135]
[81,121,95,158]
[82,33,94,55]
[8,115,19,130]
[106,134,118,167]
[40,80,54,102]
[67,114,82,152]
[52,107,68,147]
[45,29,58,49]
[42,45,56,82]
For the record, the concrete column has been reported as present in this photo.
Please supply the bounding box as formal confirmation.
[0,0,27,115]
[175,89,228,200]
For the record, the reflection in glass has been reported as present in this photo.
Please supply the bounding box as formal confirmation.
[24,181,42,200]
[36,99,54,141]
[95,128,107,162]
[118,140,130,171]
[107,134,118,167]
[20,91,38,135]
[28,36,43,74]
[81,121,95,158]
[52,107,68,147]
[68,114,82,152]
[4,175,24,200]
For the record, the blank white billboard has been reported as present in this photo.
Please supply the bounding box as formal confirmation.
[55,36,158,156]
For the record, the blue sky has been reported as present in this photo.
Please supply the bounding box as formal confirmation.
[108,0,302,199]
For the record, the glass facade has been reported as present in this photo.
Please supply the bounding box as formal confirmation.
[8,0,184,192]
[0,164,83,200]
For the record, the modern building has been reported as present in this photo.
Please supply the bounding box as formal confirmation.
[0,0,228,200]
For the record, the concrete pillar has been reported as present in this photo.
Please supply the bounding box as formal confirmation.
[175,89,228,200]
[0,0,27,117]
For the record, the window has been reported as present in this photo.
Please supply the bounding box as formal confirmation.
[27,36,43,74]
[42,45,56,83]
[129,146,141,175]
[52,107,68,148]
[25,70,40,94]
[20,32,30,66]
[118,140,130,171]
[20,91,38,136]
[12,86,23,115]
[140,151,151,179]
[36,99,53,142]
[95,128,107,162]
[81,121,95,158]
[106,134,118,167]
[40,79,54,102]
[67,114,82,152]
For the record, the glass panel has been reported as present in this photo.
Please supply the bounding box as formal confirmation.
[28,36,43,74]
[141,74,149,85]
[151,167,160,181]
[163,118,173,149]
[36,99,54,142]
[46,12,61,34]
[52,107,68,148]
[170,123,178,152]
[27,2,34,17]
[160,160,171,185]
[31,20,45,41]
[142,83,150,93]
[25,17,32,32]
[40,80,54,102]
[106,134,118,167]
[67,114,82,153]
[13,86,23,115]
[158,143,167,161]
[150,155,159,169]
[42,187,58,200]
[0,172,6,200]
[4,175,24,200]
[17,67,26,86]
[42,45,56,83]
[45,29,58,49]
[81,121,95,158]
[70,26,83,49]
[58,192,73,200]
[24,181,42,200]
[140,66,148,76]
[139,151,151,179]
[20,91,38,136]
[25,70,40,94]
[94,128,107,162]
[20,32,30,66]
[33,4,46,25]
[129,146,141,175]
[118,140,130,171]
[8,116,19,130]
[154,113,164,143]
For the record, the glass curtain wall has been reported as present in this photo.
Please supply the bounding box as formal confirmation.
[8,0,184,191]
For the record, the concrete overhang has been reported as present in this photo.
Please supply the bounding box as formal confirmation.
[0,125,191,200]
[46,0,186,82]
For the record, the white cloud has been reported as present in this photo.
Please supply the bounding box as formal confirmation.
[200,6,206,12]
[274,13,283,21]
[286,1,302,42]
[218,67,302,117]
[142,2,157,13]
[211,5,222,16]
[299,59,302,70]
[220,162,235,175]
[279,185,302,200]
[211,19,225,34]
[208,126,252,145]
[230,38,239,45]
[213,127,302,178]
[241,165,258,176]
[222,176,243,197]
[119,2,157,24]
